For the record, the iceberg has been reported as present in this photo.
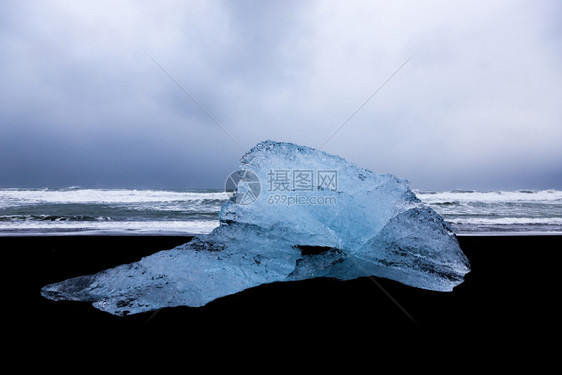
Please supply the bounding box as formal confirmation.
[41,140,470,316]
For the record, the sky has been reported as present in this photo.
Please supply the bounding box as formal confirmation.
[1,0,561,190]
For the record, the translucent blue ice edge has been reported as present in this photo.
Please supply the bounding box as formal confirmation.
[41,141,471,316]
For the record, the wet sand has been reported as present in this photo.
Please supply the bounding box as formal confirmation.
[3,235,560,348]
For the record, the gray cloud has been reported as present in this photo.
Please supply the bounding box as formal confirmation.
[1,0,561,190]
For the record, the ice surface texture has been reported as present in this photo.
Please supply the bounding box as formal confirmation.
[41,141,470,316]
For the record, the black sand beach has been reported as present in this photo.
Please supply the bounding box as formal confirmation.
[3,235,560,348]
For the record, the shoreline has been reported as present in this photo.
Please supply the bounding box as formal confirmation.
[457,231,562,236]
[1,230,561,237]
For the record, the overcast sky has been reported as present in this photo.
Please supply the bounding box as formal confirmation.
[1,0,561,190]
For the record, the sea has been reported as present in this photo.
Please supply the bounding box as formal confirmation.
[0,187,561,236]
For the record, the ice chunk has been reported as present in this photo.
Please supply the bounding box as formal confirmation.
[41,140,470,315]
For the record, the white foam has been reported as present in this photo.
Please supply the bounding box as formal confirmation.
[0,220,219,236]
[456,231,562,236]
[415,189,562,204]
[449,217,562,225]
[0,188,229,208]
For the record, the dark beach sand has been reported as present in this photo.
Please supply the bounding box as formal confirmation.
[3,235,560,348]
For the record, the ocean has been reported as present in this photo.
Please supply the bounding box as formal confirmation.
[0,187,561,236]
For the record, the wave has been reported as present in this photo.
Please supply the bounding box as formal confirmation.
[415,189,562,203]
[1,188,560,235]
[0,219,219,236]
[448,217,562,225]
[0,215,112,222]
[58,186,83,191]
[431,201,461,206]
[0,188,229,208]
[5,188,559,206]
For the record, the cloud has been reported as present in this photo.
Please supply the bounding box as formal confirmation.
[0,0,561,189]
